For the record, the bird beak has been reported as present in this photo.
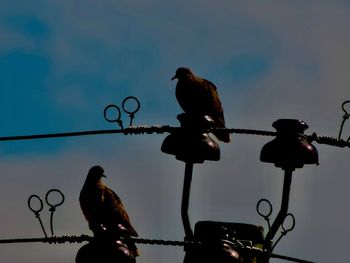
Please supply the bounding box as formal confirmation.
[102,174,106,178]
[171,75,177,81]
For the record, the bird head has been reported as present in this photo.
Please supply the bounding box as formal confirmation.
[86,165,106,183]
[171,67,193,80]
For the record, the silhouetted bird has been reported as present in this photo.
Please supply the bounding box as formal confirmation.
[172,67,231,142]
[79,166,138,255]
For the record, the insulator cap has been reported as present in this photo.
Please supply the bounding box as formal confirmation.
[161,113,220,163]
[260,119,319,169]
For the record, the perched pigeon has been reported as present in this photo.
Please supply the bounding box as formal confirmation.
[172,67,231,142]
[79,166,138,255]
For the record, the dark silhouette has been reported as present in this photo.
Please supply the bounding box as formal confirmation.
[79,166,138,257]
[172,67,231,143]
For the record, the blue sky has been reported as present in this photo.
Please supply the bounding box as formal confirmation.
[0,1,350,262]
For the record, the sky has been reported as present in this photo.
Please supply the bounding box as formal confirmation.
[0,1,350,262]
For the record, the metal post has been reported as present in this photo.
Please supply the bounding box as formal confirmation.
[264,169,293,257]
[181,162,194,240]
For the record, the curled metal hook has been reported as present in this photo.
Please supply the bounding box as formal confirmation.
[28,194,48,238]
[271,213,296,251]
[103,96,141,129]
[122,96,140,126]
[104,104,124,129]
[281,213,296,233]
[257,198,296,252]
[28,189,65,237]
[257,198,273,231]
[338,100,350,140]
[45,189,65,236]
[342,100,350,116]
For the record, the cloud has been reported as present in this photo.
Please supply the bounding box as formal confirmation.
[0,1,350,262]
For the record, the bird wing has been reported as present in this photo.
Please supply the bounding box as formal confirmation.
[79,185,104,228]
[102,186,138,237]
[202,78,231,142]
[201,78,226,127]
